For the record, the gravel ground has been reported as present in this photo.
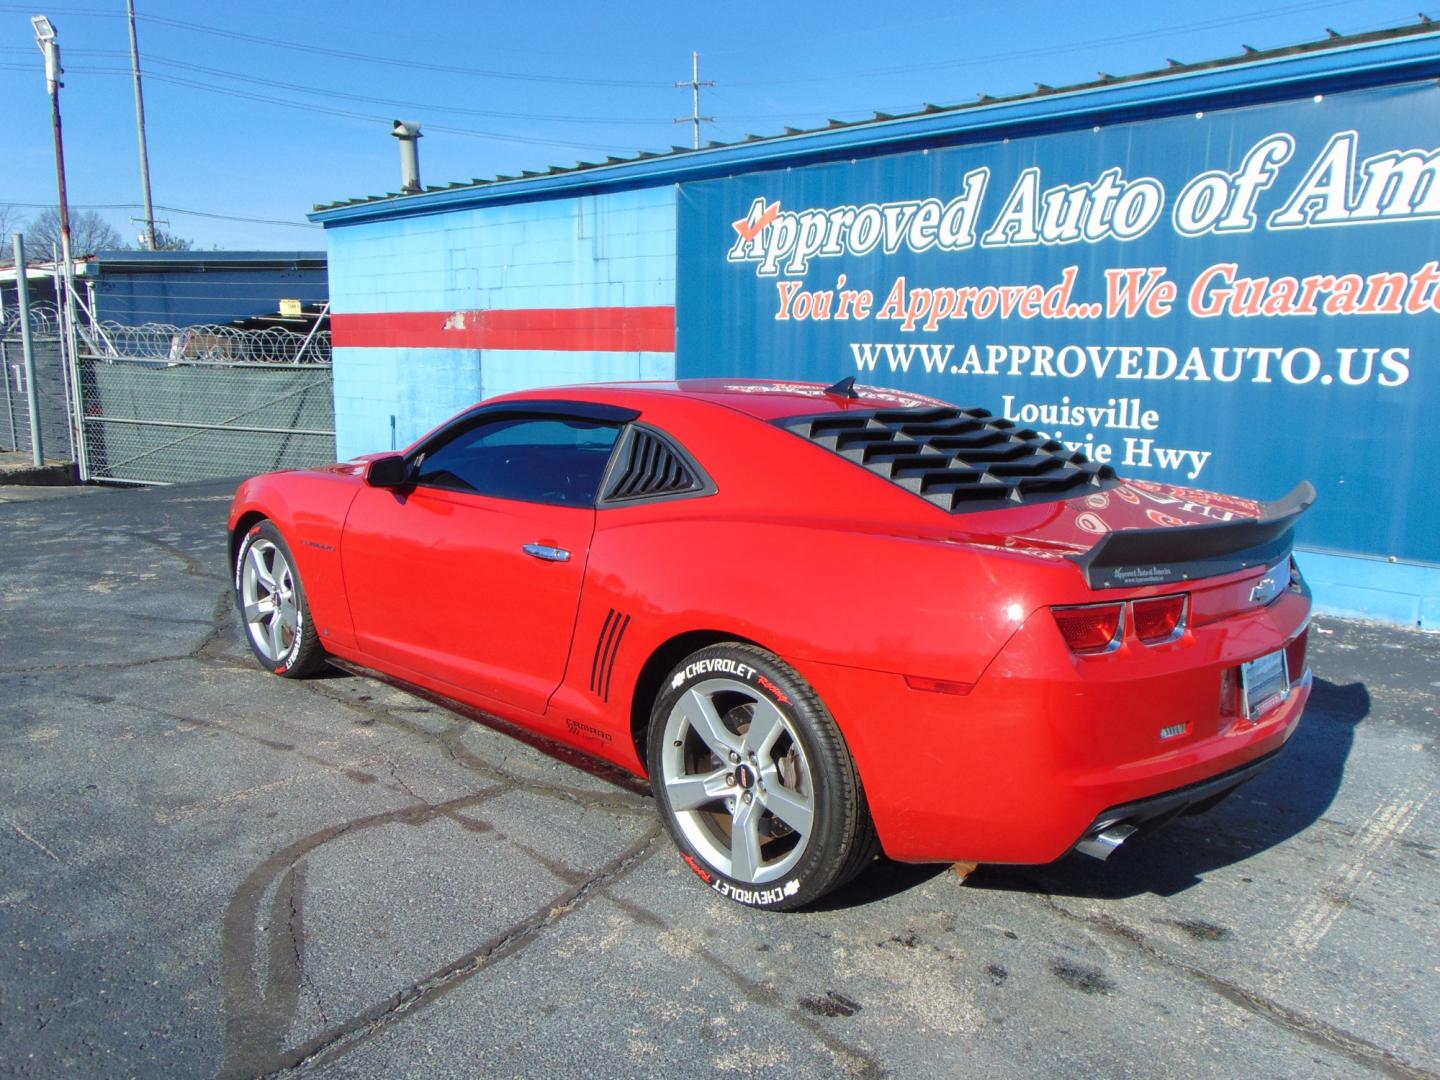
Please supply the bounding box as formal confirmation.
[0,479,1435,1079]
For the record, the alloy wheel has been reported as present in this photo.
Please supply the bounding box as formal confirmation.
[659,677,816,884]
[240,538,298,664]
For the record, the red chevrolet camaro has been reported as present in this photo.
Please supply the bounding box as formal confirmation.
[228,378,1313,909]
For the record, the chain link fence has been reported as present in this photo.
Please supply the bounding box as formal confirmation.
[80,319,335,483]
[0,303,73,462]
[3,291,337,484]
[77,319,335,485]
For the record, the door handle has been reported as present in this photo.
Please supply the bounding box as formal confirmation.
[523,543,571,563]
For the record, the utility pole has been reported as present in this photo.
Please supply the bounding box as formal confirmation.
[32,15,87,480]
[674,51,714,150]
[126,0,158,250]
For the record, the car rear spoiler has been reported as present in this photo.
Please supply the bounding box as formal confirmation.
[1068,481,1316,589]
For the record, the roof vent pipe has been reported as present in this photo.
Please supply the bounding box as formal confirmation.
[392,120,422,195]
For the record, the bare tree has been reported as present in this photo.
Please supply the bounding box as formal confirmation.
[26,207,128,258]
[0,205,23,262]
[150,228,193,252]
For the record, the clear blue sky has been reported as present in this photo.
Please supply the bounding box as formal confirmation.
[0,0,1426,249]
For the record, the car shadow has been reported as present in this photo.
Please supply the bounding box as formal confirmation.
[814,676,1369,909]
[807,859,955,911]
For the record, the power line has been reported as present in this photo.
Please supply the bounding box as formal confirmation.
[135,71,645,151]
[0,45,679,125]
[147,56,672,126]
[724,0,1404,86]
[141,54,675,125]
[152,204,320,229]
[0,0,1420,102]
[0,61,646,152]
[2,200,320,229]
[0,4,674,87]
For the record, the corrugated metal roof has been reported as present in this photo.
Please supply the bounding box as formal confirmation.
[310,21,1440,224]
[91,251,327,270]
[0,251,327,280]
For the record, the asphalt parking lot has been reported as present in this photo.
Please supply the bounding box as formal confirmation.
[1,479,1436,1079]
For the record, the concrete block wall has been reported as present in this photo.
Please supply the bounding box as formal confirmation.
[326,185,676,458]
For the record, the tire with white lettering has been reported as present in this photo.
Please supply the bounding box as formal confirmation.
[648,643,878,910]
[233,520,325,678]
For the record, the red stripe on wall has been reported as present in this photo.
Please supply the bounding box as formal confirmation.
[331,307,675,353]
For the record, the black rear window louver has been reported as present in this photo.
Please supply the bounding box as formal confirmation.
[603,427,704,502]
[781,406,1120,514]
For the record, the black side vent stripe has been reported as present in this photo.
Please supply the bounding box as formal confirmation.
[780,406,1121,514]
[602,615,630,703]
[590,608,631,702]
[605,428,702,501]
[590,608,616,693]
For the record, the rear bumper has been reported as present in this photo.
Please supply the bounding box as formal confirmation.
[1070,735,1292,859]
[794,587,1311,865]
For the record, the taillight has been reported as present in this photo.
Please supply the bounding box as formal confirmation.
[1052,602,1124,654]
[1219,665,1241,717]
[1285,627,1309,678]
[1132,593,1187,644]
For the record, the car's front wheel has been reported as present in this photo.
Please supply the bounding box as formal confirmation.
[234,520,325,677]
[648,642,877,910]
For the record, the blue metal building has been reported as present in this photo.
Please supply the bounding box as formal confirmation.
[311,24,1440,628]
[81,250,328,327]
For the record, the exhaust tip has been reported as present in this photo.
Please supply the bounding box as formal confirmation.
[1075,823,1138,861]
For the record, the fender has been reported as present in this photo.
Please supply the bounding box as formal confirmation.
[229,470,364,650]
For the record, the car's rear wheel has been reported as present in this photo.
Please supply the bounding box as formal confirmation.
[234,520,325,677]
[648,642,877,910]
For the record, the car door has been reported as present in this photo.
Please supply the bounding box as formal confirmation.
[340,407,627,715]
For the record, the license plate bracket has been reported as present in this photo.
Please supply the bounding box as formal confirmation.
[1241,649,1290,719]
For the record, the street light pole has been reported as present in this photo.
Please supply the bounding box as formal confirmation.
[32,15,88,480]
[125,0,158,250]
[32,18,72,281]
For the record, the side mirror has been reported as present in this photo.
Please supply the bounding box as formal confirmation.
[365,453,412,489]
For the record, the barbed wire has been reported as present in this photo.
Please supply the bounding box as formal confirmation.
[2,309,330,364]
[83,321,331,365]
[0,303,63,337]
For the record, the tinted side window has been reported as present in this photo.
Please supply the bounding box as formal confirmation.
[412,416,621,505]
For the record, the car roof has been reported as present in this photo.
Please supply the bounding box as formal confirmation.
[501,378,955,422]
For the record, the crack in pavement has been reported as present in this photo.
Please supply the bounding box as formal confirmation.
[30,686,410,825]
[1028,885,1436,1079]
[237,826,664,1078]
[134,532,222,583]
[263,863,304,1053]
[0,587,246,676]
[10,822,62,863]
[600,888,887,1079]
[218,787,508,1079]
[4,560,668,1077]
[282,863,332,1030]
[384,760,426,805]
[303,669,653,816]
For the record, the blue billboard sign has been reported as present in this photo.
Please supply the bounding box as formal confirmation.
[677,82,1440,564]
